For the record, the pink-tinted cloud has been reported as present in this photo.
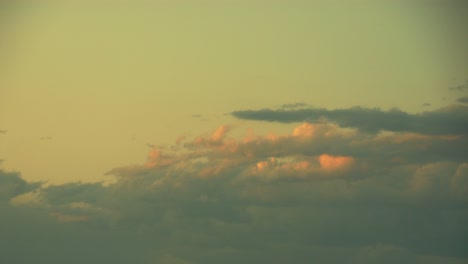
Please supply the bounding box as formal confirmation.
[319,154,354,171]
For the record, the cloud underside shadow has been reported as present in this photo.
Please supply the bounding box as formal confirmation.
[1,118,468,263]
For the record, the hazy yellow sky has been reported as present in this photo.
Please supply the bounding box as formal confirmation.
[1,2,468,263]
[0,0,467,184]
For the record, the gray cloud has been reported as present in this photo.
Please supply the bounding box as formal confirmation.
[232,105,468,135]
[456,96,468,104]
[1,121,467,263]
[0,170,41,201]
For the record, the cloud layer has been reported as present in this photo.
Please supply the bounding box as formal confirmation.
[1,118,467,263]
[231,105,468,136]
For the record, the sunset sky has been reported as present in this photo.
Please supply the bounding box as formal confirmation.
[0,1,467,263]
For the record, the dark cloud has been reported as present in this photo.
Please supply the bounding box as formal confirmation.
[1,121,467,263]
[231,105,468,135]
[0,170,41,201]
[422,103,431,106]
[456,96,468,104]
[0,129,7,134]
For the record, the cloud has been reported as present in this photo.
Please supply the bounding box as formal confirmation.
[49,212,90,223]
[0,170,41,201]
[1,120,467,263]
[279,102,308,109]
[231,105,468,135]
[448,80,468,92]
[318,154,354,171]
[456,96,468,104]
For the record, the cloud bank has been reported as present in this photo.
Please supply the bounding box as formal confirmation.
[1,118,467,263]
[231,105,468,136]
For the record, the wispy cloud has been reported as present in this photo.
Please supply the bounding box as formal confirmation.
[448,80,468,92]
[279,102,309,109]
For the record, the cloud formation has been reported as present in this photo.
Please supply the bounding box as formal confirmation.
[457,96,468,104]
[1,119,467,263]
[231,105,468,136]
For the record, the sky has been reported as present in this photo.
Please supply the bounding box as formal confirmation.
[0,1,467,263]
